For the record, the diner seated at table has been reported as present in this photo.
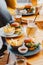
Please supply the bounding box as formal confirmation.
[0,0,14,27]
[0,0,13,56]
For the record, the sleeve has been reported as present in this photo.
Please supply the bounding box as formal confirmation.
[0,0,13,27]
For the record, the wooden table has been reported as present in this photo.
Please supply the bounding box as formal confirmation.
[7,4,43,65]
[27,49,43,65]
[0,14,43,65]
[26,29,43,65]
[22,15,43,65]
[7,25,43,65]
[6,15,43,65]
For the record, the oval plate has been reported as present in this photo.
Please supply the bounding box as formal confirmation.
[10,46,40,57]
[0,28,23,38]
[22,12,34,16]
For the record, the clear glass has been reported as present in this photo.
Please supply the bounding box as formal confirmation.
[26,20,37,38]
[14,9,22,23]
[15,59,26,65]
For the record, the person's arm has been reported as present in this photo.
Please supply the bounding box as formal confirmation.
[0,0,13,27]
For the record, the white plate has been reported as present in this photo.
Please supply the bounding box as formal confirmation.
[0,28,23,38]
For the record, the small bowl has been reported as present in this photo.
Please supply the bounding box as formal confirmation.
[18,46,28,54]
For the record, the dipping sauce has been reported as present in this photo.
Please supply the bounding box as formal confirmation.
[18,46,28,54]
[20,48,26,51]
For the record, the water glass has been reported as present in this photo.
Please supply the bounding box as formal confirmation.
[14,9,22,23]
[15,59,26,65]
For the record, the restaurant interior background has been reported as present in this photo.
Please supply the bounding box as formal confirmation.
[4,0,43,15]
[0,0,43,65]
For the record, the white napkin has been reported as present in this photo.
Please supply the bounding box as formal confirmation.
[0,37,3,50]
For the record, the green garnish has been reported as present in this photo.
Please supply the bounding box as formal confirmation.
[15,26,21,28]
[15,31,21,35]
[26,42,40,48]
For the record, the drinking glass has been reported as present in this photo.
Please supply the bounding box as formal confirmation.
[26,20,37,38]
[15,59,26,65]
[31,0,37,6]
[14,8,22,23]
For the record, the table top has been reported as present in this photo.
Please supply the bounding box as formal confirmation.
[22,15,43,65]
[0,14,43,65]
[7,25,43,65]
[7,4,43,65]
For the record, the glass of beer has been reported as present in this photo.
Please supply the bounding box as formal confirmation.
[26,20,37,37]
[31,0,37,6]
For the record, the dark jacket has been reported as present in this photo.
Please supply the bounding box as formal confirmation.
[0,0,13,27]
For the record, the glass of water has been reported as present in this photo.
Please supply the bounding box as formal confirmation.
[15,58,26,65]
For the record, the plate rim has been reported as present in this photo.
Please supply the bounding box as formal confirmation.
[0,27,23,38]
[22,12,34,16]
[10,46,40,57]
